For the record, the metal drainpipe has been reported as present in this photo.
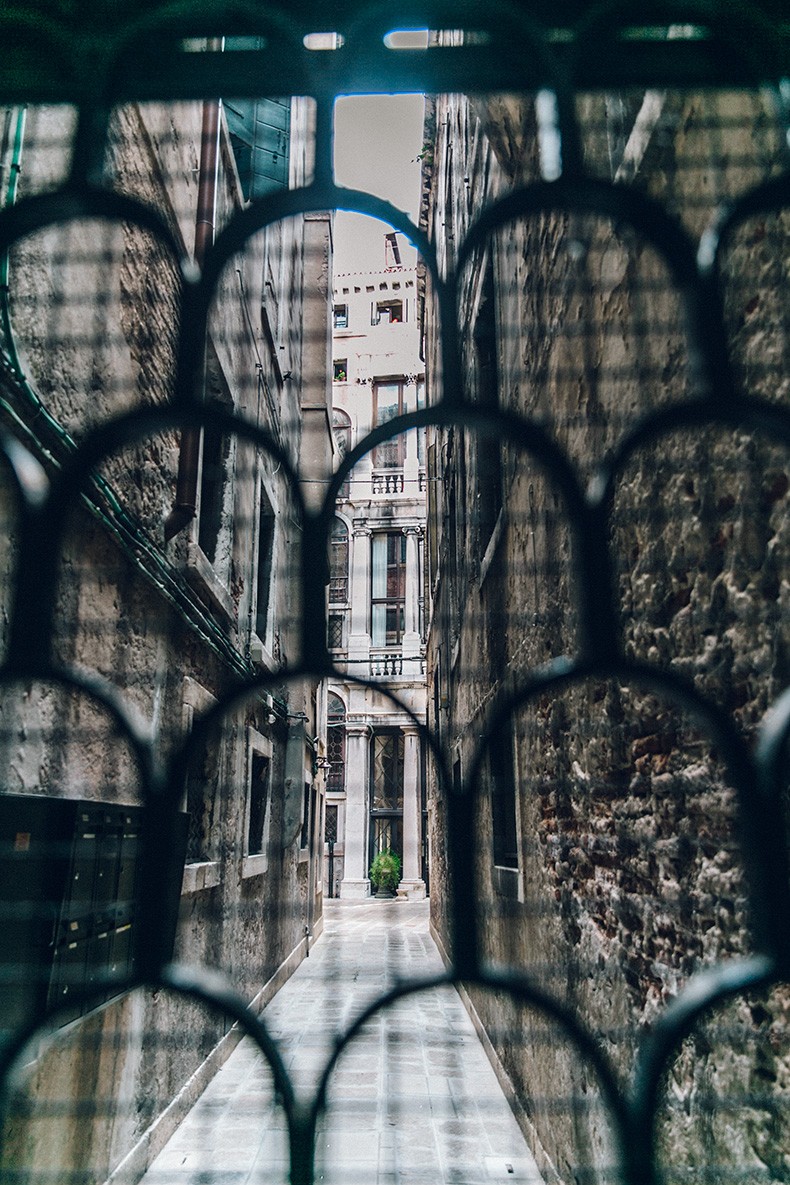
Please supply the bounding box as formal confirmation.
[165,60,221,541]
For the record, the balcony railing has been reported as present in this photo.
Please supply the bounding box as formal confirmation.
[369,649,426,679]
[371,470,404,495]
[369,649,403,677]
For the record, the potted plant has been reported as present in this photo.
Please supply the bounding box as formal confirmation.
[369,849,401,898]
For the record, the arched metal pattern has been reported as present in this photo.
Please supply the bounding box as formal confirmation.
[0,5,788,1185]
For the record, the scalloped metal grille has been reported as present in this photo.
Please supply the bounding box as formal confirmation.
[0,5,789,1185]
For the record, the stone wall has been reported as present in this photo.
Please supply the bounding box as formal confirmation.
[423,87,790,1181]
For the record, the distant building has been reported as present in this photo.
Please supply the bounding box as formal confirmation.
[325,233,428,900]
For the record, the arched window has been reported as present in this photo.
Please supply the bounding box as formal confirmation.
[327,693,346,795]
[329,518,349,605]
[332,408,352,499]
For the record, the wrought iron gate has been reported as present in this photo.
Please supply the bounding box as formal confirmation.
[0,3,789,1184]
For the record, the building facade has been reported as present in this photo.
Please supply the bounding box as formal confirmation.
[325,234,428,900]
[0,90,331,1182]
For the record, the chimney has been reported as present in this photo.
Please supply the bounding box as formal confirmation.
[384,231,402,268]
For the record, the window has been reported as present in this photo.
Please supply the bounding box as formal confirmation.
[371,731,404,812]
[333,359,347,382]
[327,693,346,794]
[369,730,404,860]
[332,407,352,498]
[198,424,231,567]
[333,304,348,329]
[475,258,502,555]
[300,782,314,850]
[371,532,406,646]
[329,518,349,604]
[256,489,275,640]
[185,735,218,866]
[490,724,518,871]
[372,298,404,325]
[181,679,221,892]
[416,378,426,465]
[328,612,344,650]
[187,356,236,624]
[373,381,404,468]
[247,751,270,856]
[325,803,338,843]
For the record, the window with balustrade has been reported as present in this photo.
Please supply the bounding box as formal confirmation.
[371,531,406,647]
[372,380,404,469]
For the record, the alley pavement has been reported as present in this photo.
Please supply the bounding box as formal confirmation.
[138,900,541,1185]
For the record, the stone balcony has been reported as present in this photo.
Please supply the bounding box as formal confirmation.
[369,647,426,680]
[371,470,404,495]
[366,466,426,499]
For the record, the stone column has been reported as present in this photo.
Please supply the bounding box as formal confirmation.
[403,383,419,489]
[402,525,422,662]
[347,524,371,669]
[340,721,372,898]
[398,724,426,899]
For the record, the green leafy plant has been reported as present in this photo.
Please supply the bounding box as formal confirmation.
[369,849,401,894]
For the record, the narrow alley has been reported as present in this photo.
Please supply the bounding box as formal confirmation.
[137,902,540,1185]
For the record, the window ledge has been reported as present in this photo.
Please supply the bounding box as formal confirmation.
[241,853,268,879]
[182,860,221,895]
[249,632,276,673]
[492,864,521,900]
[185,542,235,627]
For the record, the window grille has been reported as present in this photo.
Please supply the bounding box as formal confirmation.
[0,6,788,1185]
[326,693,346,794]
[328,517,349,604]
[325,803,338,845]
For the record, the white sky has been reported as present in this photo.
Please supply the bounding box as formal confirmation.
[332,93,425,275]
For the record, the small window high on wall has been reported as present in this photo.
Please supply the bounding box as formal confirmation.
[372,299,405,325]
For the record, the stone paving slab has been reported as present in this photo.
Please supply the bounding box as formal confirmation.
[139,900,541,1185]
